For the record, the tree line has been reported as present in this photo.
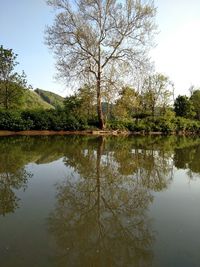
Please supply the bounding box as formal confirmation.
[1,43,200,133]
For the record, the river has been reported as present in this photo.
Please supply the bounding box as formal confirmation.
[0,135,200,267]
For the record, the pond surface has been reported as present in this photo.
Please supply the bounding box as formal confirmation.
[0,135,200,267]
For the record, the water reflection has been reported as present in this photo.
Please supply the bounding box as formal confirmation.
[174,141,200,178]
[48,136,175,267]
[0,138,33,216]
[0,135,200,218]
[0,135,200,265]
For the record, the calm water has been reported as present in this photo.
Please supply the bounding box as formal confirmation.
[0,135,200,267]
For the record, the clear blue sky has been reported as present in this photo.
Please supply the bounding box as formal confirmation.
[0,0,65,95]
[1,0,200,97]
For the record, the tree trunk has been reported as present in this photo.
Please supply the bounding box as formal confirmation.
[5,83,9,109]
[97,65,105,130]
[97,80,105,129]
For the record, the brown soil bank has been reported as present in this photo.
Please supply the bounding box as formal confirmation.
[0,130,196,136]
[0,130,131,136]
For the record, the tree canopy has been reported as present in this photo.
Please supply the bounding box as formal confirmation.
[190,89,200,120]
[142,73,174,117]
[0,45,27,109]
[45,0,157,128]
[174,95,195,119]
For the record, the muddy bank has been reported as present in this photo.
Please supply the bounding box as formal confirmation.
[0,130,163,136]
[0,130,197,136]
[0,130,130,136]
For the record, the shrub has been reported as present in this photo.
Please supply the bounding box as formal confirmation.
[154,117,175,133]
[107,119,135,130]
[174,117,200,132]
[0,110,32,131]
[21,110,50,130]
[0,109,200,133]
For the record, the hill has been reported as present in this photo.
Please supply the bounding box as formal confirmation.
[35,88,65,109]
[22,90,54,110]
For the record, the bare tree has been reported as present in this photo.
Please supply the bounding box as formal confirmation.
[45,0,156,129]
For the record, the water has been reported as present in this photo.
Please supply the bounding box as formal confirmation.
[0,135,200,267]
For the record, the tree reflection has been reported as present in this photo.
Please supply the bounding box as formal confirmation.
[0,169,32,216]
[48,136,175,267]
[0,138,33,216]
[108,136,174,191]
[0,134,200,218]
[174,141,200,178]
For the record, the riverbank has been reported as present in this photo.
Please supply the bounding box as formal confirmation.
[0,130,131,136]
[0,130,198,136]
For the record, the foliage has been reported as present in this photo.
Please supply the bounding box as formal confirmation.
[76,85,96,120]
[190,89,200,120]
[64,85,96,123]
[0,45,27,109]
[174,117,200,132]
[107,114,200,134]
[141,73,174,117]
[0,110,32,131]
[107,119,133,130]
[0,106,200,133]
[113,87,141,120]
[21,110,88,131]
[64,95,82,114]
[174,95,195,118]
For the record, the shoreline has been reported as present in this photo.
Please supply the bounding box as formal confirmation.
[0,130,198,137]
[0,130,131,136]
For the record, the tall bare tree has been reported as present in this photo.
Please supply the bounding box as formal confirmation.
[45,0,156,129]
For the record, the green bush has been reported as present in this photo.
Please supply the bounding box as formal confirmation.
[128,120,146,131]
[0,110,32,131]
[21,110,88,131]
[21,110,50,130]
[107,119,135,130]
[0,109,200,133]
[173,117,200,132]
[154,117,175,133]
[107,120,127,130]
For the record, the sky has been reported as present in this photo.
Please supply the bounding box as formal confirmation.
[0,0,200,97]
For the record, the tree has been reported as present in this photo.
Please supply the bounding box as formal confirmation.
[45,0,156,129]
[64,84,96,122]
[141,73,174,118]
[64,94,82,114]
[174,95,195,118]
[76,84,96,120]
[0,45,27,109]
[113,86,141,120]
[190,89,200,120]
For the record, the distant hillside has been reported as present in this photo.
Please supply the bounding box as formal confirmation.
[35,88,65,109]
[22,90,54,110]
